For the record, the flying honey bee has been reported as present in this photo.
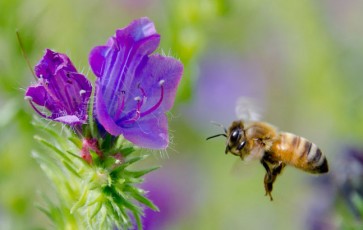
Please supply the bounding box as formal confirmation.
[207,98,329,201]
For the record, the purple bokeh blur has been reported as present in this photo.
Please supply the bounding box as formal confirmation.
[181,50,267,129]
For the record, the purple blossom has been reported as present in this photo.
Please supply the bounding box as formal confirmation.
[89,17,183,149]
[25,49,92,125]
[305,147,363,229]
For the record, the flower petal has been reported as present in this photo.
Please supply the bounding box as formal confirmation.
[54,115,83,125]
[130,54,183,113]
[122,114,169,149]
[35,49,77,79]
[119,54,183,148]
[94,84,124,135]
[89,46,109,78]
[25,84,60,114]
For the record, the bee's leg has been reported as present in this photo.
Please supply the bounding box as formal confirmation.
[260,159,274,201]
[261,160,286,201]
[260,159,271,175]
[263,173,274,201]
[269,162,286,201]
[272,162,285,176]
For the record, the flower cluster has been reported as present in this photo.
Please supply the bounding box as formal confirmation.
[25,17,183,229]
[26,17,183,150]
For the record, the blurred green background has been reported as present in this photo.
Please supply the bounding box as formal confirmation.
[1,0,363,229]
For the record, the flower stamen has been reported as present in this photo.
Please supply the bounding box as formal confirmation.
[114,91,126,119]
[124,96,142,123]
[140,80,164,117]
[25,96,50,119]
[118,80,165,125]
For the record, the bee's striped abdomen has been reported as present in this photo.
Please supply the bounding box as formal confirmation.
[271,132,328,174]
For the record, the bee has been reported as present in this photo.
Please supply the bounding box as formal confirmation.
[207,98,329,201]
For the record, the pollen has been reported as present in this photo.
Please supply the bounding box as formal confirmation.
[79,90,86,95]
[158,79,165,86]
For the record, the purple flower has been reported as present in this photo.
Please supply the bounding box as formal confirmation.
[25,49,92,125]
[89,17,183,149]
[305,147,363,229]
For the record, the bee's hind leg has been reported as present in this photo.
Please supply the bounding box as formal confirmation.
[260,159,285,201]
[260,160,274,201]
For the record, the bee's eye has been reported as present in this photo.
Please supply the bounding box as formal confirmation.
[230,129,240,143]
[237,141,246,151]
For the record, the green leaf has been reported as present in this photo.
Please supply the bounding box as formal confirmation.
[32,119,63,140]
[100,134,114,152]
[66,150,86,162]
[35,204,52,221]
[120,146,136,157]
[117,155,147,170]
[87,92,97,138]
[126,185,159,211]
[61,160,81,179]
[34,135,73,164]
[131,207,142,230]
[70,187,89,214]
[105,199,129,227]
[68,136,82,148]
[102,156,119,169]
[124,166,160,178]
[89,201,102,221]
[114,135,126,149]
[89,149,101,165]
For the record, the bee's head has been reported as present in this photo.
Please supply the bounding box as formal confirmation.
[206,120,246,156]
[225,121,246,156]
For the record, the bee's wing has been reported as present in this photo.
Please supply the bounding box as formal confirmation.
[235,97,263,121]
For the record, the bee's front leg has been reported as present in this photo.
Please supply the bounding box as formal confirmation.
[260,159,285,201]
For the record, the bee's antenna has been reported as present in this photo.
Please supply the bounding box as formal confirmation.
[210,121,227,134]
[206,133,227,140]
[207,121,228,140]
[16,30,36,80]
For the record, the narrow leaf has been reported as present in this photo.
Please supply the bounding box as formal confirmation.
[35,135,72,164]
[124,166,160,178]
[126,185,159,211]
[62,160,81,178]
[70,187,89,214]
